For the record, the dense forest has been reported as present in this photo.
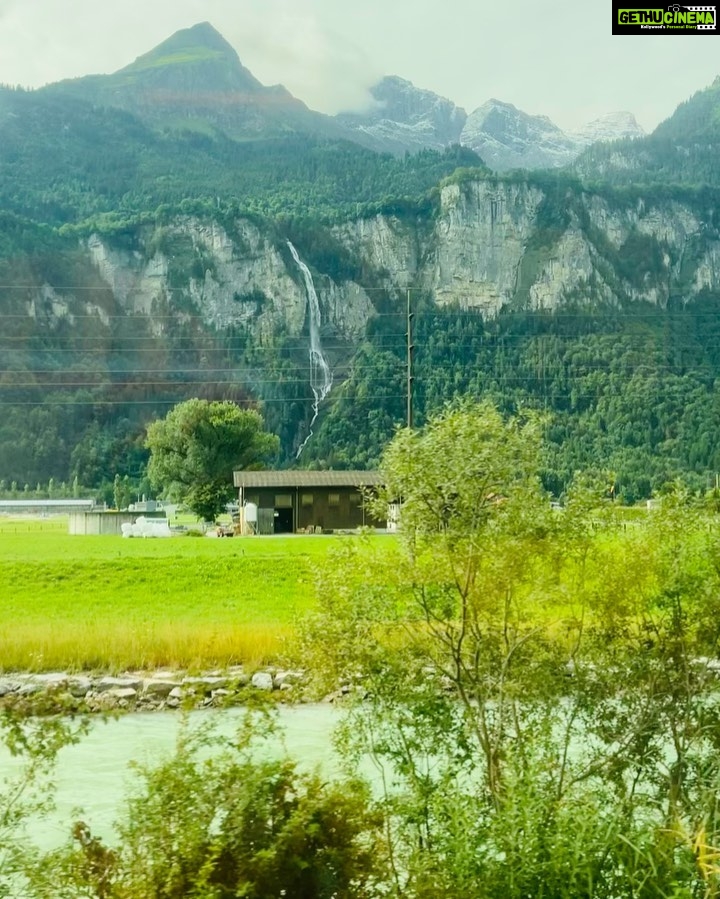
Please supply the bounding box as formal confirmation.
[4,284,720,504]
[0,86,483,230]
[308,293,720,501]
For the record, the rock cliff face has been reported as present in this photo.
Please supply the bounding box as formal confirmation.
[335,178,720,315]
[426,180,545,312]
[84,219,374,343]
[41,176,718,346]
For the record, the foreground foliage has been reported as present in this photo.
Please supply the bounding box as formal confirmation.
[303,402,720,897]
[0,702,88,898]
[14,712,385,899]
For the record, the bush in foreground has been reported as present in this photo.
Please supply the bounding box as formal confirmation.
[21,714,385,899]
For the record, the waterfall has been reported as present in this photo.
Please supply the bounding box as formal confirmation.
[287,241,333,457]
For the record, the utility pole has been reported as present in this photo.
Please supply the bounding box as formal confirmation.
[406,288,414,429]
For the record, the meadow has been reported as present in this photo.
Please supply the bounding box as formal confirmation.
[0,517,383,673]
[0,505,670,675]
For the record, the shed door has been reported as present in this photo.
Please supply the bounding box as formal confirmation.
[257,508,275,535]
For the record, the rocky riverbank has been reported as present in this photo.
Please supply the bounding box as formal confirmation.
[0,666,319,714]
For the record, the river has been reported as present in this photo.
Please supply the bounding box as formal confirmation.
[1,704,342,851]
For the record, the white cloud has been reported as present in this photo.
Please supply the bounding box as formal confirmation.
[209,1,380,113]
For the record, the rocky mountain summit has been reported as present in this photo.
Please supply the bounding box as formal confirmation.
[571,111,645,146]
[339,81,645,168]
[337,75,467,152]
[459,99,578,170]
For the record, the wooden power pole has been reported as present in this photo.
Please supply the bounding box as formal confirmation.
[406,288,414,429]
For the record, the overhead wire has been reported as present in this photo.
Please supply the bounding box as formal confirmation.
[0,280,716,408]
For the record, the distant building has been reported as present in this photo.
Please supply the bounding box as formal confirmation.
[232,470,385,534]
[0,499,95,516]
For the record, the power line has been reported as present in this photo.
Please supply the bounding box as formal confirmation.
[0,385,709,410]
[0,376,405,388]
[0,333,708,348]
[0,304,717,318]
[0,357,717,379]
[0,394,412,407]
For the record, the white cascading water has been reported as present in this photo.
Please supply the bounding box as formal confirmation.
[287,241,333,457]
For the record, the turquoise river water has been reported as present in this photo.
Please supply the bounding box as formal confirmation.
[0,704,342,851]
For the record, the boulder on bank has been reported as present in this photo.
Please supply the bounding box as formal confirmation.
[97,676,143,693]
[143,679,181,697]
[251,672,274,692]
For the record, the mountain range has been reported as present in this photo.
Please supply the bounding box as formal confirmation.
[41,21,644,171]
[338,80,645,170]
[43,22,348,144]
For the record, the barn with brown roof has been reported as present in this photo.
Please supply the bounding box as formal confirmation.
[232,470,386,534]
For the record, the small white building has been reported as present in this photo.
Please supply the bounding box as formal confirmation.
[69,510,168,536]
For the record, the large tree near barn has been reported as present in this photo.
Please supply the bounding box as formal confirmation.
[146,399,279,522]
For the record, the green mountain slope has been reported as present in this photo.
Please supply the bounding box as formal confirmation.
[0,84,483,229]
[112,21,266,93]
[653,75,720,142]
[576,76,720,186]
[42,22,352,144]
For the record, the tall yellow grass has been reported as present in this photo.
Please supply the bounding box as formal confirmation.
[0,621,293,673]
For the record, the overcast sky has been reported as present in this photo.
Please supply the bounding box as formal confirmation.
[0,0,718,132]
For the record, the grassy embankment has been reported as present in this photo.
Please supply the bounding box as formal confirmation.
[0,517,392,673]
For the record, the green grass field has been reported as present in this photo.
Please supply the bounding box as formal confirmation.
[0,517,374,673]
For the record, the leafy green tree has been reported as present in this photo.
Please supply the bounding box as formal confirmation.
[146,399,279,521]
[112,473,134,511]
